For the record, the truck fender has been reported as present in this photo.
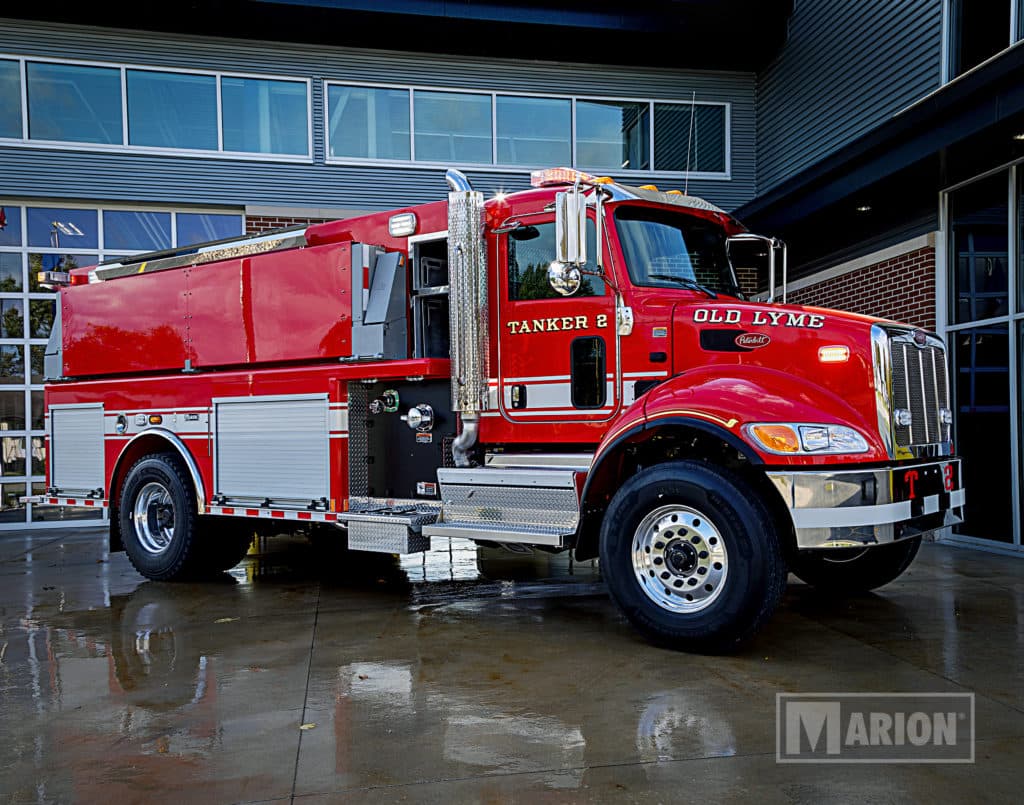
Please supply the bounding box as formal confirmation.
[108,429,207,552]
[574,414,764,561]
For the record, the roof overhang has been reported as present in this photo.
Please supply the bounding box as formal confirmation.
[735,42,1024,233]
[9,1,792,70]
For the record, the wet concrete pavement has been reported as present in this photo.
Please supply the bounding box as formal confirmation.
[2,529,1024,804]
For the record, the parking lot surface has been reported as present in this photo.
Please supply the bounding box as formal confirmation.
[2,529,1023,803]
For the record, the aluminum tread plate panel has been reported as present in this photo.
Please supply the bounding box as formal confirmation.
[215,395,329,500]
[347,520,430,553]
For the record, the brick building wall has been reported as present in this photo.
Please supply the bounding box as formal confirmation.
[246,215,330,235]
[785,242,936,330]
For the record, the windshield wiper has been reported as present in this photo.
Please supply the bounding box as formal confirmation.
[647,274,718,299]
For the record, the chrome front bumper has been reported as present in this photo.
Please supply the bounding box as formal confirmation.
[766,459,965,549]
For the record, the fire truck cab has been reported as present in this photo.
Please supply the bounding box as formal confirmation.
[32,167,966,652]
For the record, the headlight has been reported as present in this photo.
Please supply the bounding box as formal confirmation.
[745,423,870,455]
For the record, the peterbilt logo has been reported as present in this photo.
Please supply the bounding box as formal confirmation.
[913,329,928,347]
[735,333,771,349]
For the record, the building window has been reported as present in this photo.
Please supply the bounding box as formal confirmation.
[947,0,1013,79]
[496,96,571,167]
[103,211,173,252]
[1,55,312,160]
[326,85,410,161]
[576,99,650,171]
[221,76,309,156]
[0,200,242,526]
[176,212,242,245]
[945,171,1013,543]
[26,62,122,145]
[413,90,492,164]
[654,103,726,173]
[127,70,218,150]
[0,59,21,139]
[324,81,729,177]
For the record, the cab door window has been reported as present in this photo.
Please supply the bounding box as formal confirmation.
[507,220,604,300]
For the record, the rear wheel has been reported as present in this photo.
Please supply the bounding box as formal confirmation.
[789,537,922,594]
[119,452,203,580]
[204,519,255,572]
[600,461,786,653]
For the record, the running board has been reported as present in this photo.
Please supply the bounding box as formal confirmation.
[433,466,581,549]
[423,522,568,547]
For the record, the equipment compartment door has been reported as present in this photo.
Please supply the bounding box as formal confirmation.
[49,403,105,494]
[496,218,619,424]
[213,394,329,504]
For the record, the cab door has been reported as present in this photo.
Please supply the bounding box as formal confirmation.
[495,217,619,426]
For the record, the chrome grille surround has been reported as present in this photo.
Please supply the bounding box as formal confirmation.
[871,324,952,460]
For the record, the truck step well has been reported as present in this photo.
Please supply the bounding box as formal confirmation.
[435,467,581,549]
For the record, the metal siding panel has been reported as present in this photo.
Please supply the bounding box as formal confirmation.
[756,0,943,193]
[51,405,104,492]
[0,18,756,211]
[214,395,329,501]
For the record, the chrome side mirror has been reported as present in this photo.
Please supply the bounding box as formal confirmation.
[547,261,582,296]
[555,189,587,265]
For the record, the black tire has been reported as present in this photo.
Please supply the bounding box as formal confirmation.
[119,452,204,581]
[599,461,787,653]
[202,519,255,572]
[789,537,922,594]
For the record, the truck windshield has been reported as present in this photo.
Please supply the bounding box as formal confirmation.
[614,206,740,297]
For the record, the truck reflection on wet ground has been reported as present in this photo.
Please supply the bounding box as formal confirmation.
[3,529,1024,803]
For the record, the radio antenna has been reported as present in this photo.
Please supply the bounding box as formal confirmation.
[684,91,697,195]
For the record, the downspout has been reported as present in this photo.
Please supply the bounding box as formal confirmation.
[446,169,488,467]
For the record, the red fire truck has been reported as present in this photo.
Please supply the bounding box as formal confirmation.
[31,167,965,651]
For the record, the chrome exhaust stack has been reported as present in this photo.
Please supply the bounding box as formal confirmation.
[446,169,488,467]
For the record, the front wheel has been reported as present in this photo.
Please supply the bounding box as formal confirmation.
[600,461,787,653]
[789,537,922,594]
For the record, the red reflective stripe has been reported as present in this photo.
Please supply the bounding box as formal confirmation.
[49,498,58,504]
[270,510,285,518]
[298,511,312,520]
[246,509,259,517]
[325,513,337,521]
[222,507,235,515]
[84,500,94,506]
[67,499,76,505]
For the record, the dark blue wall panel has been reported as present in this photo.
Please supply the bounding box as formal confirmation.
[756,0,943,194]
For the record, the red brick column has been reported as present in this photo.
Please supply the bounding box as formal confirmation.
[245,215,330,235]
[786,245,936,330]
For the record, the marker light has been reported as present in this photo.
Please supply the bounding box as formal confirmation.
[148,415,163,425]
[638,184,659,191]
[388,212,417,237]
[530,167,596,187]
[746,423,870,455]
[818,345,850,363]
[748,424,800,453]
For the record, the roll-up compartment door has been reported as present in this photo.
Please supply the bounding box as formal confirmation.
[213,394,329,503]
[50,404,105,494]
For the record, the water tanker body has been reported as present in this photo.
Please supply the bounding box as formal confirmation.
[32,168,964,652]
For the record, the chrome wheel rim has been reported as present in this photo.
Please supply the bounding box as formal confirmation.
[631,505,728,613]
[132,482,176,556]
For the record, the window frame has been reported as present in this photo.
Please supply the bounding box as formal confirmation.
[0,53,314,163]
[323,79,731,180]
[0,197,244,524]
